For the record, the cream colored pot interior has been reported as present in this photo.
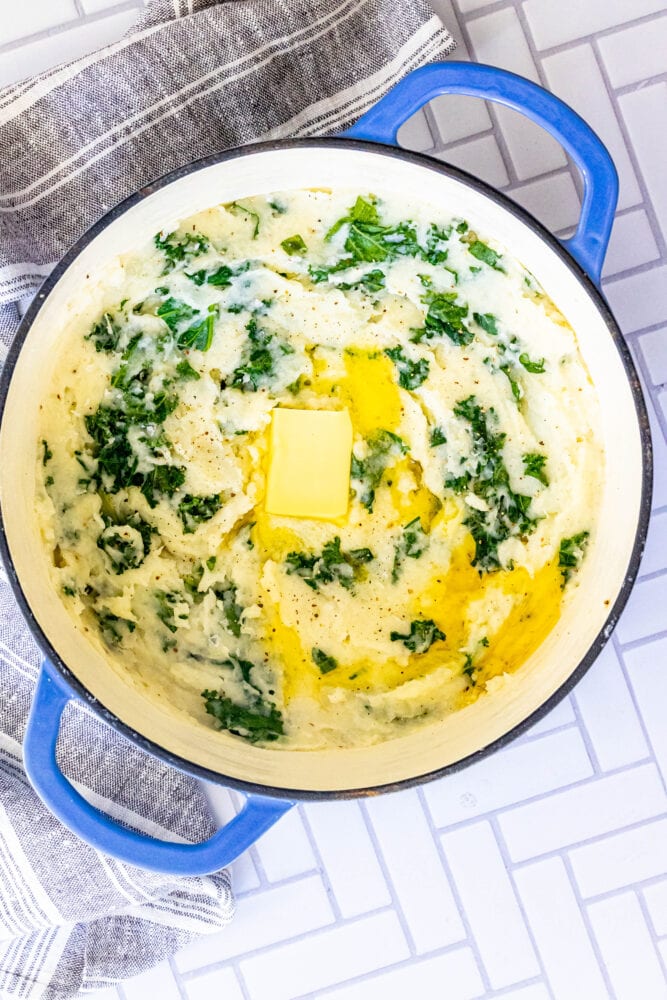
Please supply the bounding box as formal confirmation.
[0,145,644,794]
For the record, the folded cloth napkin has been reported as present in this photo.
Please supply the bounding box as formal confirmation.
[0,1,455,996]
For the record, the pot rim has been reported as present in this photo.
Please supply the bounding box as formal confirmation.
[0,136,653,800]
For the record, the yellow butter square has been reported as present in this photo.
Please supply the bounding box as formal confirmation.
[265,408,353,520]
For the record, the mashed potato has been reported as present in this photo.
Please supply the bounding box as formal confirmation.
[36,190,603,748]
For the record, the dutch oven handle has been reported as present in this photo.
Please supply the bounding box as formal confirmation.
[342,61,619,286]
[23,662,293,876]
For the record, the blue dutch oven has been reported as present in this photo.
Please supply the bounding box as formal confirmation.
[0,62,651,875]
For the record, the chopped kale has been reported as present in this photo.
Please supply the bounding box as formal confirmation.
[86,312,123,353]
[350,428,408,512]
[312,648,338,674]
[421,223,452,265]
[385,345,429,389]
[462,652,476,685]
[430,427,447,447]
[186,261,250,287]
[97,514,152,574]
[390,619,446,654]
[448,396,536,572]
[228,202,260,239]
[559,531,590,587]
[523,453,549,486]
[140,465,186,508]
[229,319,277,391]
[156,297,199,333]
[202,688,283,743]
[519,353,546,374]
[42,440,53,465]
[177,492,225,533]
[94,610,136,646]
[336,269,386,293]
[176,359,201,381]
[281,234,307,256]
[206,555,217,571]
[468,239,504,271]
[177,303,219,352]
[325,195,421,265]
[212,579,244,637]
[392,516,428,583]
[286,536,374,592]
[412,292,472,347]
[155,590,188,633]
[154,230,209,272]
[473,312,499,336]
[500,364,523,404]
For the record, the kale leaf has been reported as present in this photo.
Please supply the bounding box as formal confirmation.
[202,689,283,743]
[412,292,472,347]
[559,531,590,587]
[281,234,307,256]
[392,516,429,583]
[523,453,549,486]
[385,345,429,389]
[467,239,504,272]
[390,619,446,654]
[177,492,225,533]
[286,536,373,591]
[154,230,210,272]
[350,429,408,512]
[312,648,338,674]
[519,353,546,374]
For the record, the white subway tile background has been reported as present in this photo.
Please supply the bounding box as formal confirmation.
[2,1,667,997]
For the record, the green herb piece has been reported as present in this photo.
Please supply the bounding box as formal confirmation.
[385,345,429,389]
[350,429,408,512]
[206,556,217,571]
[325,195,421,264]
[500,364,523,404]
[269,199,287,214]
[154,230,210,272]
[42,440,53,465]
[473,312,499,336]
[558,531,590,587]
[140,465,186,508]
[229,319,277,391]
[202,688,284,743]
[281,234,307,256]
[229,202,260,239]
[422,223,451,265]
[186,261,250,287]
[462,652,476,685]
[392,516,428,583]
[312,648,338,674]
[449,395,536,572]
[468,239,504,271]
[178,492,225,533]
[86,312,123,353]
[430,427,447,447]
[412,292,472,347]
[94,610,136,646]
[97,514,152,574]
[176,359,201,381]
[336,269,386,293]
[155,590,187,633]
[519,353,546,374]
[390,619,446,654]
[156,297,199,333]
[456,220,469,234]
[523,453,549,486]
[177,303,219,352]
[286,536,374,592]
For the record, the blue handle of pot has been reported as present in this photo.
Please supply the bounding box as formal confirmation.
[23,661,293,875]
[343,61,618,285]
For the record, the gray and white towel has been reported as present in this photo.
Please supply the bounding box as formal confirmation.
[0,1,455,997]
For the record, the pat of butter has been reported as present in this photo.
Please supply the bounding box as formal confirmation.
[265,408,353,520]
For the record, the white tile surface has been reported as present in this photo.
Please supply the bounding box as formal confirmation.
[443,822,540,988]
[239,912,409,1000]
[514,858,609,1000]
[522,0,667,50]
[569,818,667,897]
[303,801,392,918]
[597,13,667,87]
[619,83,667,244]
[499,765,667,862]
[364,788,466,952]
[572,642,649,771]
[425,727,592,826]
[588,893,667,1000]
[317,948,485,1000]
[466,7,567,181]
[6,3,667,1000]
[541,43,641,211]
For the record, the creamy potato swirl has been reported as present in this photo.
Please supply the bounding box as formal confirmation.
[37,190,603,748]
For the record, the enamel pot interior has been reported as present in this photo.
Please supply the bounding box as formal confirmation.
[0,141,648,797]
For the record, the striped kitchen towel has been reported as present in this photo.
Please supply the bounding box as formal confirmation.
[0,1,455,997]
